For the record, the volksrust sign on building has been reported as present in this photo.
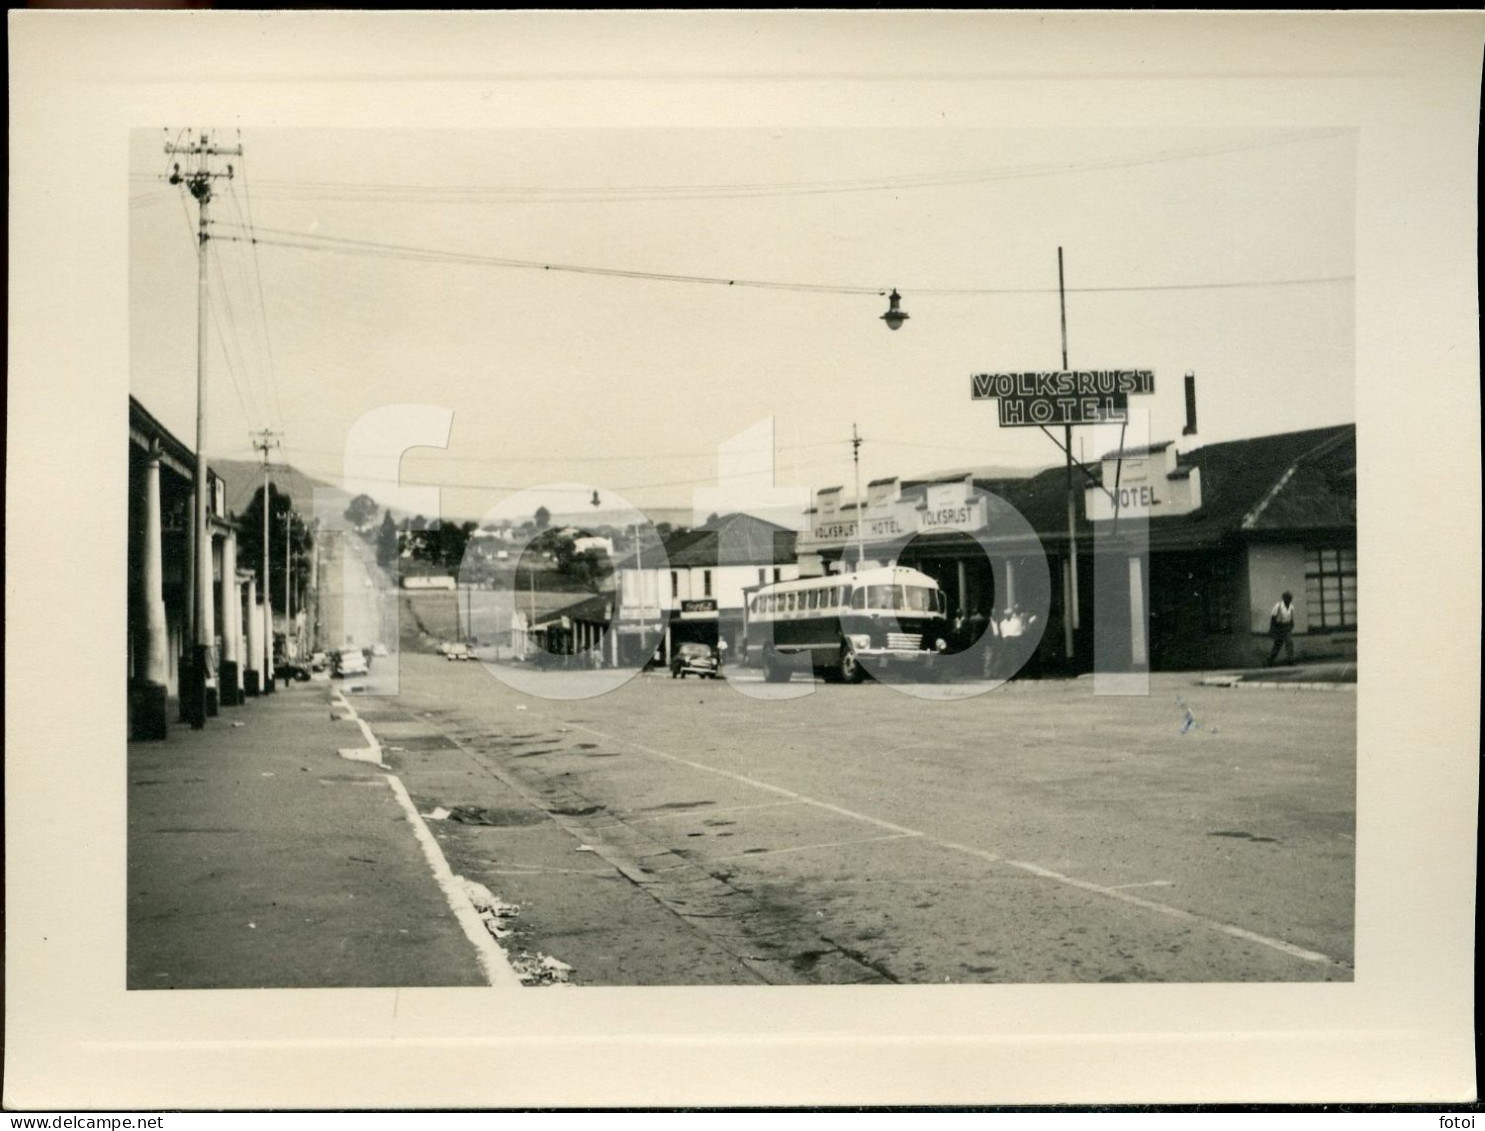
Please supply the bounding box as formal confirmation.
[798,480,989,552]
[971,370,1155,427]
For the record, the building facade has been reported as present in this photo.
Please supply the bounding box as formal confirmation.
[128,397,277,739]
[610,513,801,665]
[798,424,1356,673]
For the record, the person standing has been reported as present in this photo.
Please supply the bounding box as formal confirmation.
[1267,590,1296,666]
[967,605,994,678]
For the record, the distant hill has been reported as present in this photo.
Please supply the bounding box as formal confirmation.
[211,459,338,517]
[911,462,1054,483]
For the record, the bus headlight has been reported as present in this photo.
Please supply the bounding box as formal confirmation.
[935,638,948,652]
[848,634,871,651]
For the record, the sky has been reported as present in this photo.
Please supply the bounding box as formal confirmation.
[130,126,1355,525]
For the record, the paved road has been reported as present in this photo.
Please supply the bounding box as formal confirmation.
[358,635,1355,986]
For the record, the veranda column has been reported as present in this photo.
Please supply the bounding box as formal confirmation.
[204,530,220,717]
[220,531,241,706]
[133,443,170,740]
[244,575,263,697]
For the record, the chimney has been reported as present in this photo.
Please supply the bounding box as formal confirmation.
[1182,371,1198,436]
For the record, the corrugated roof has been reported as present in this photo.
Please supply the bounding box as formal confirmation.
[961,423,1356,551]
[614,512,798,570]
[1100,440,1174,459]
[535,592,614,626]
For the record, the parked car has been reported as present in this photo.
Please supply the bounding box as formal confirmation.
[308,651,329,672]
[371,642,389,657]
[670,642,720,680]
[445,642,473,662]
[332,648,369,678]
[277,662,313,683]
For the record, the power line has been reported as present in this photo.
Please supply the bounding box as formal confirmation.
[280,438,850,464]
[208,235,268,431]
[278,447,858,496]
[212,223,1353,298]
[191,130,1350,207]
[235,147,287,433]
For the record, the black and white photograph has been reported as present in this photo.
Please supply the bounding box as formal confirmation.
[7,11,1480,1111]
[123,123,1360,989]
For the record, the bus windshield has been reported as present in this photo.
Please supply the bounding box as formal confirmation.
[901,586,938,613]
[854,584,942,612]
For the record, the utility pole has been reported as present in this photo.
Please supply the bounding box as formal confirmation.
[253,428,281,690]
[284,508,295,658]
[166,129,242,727]
[285,509,292,619]
[851,424,867,572]
[1058,247,1079,663]
[310,518,321,652]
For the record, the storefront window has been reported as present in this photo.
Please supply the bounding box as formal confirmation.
[1305,546,1356,630]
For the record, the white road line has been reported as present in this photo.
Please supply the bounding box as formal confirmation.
[382,774,524,989]
[1109,880,1176,890]
[335,691,522,988]
[1004,858,1333,964]
[710,832,921,862]
[564,720,1344,969]
[566,723,923,839]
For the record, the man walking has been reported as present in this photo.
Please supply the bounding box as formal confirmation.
[1266,590,1296,666]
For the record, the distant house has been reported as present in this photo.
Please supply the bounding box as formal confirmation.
[611,512,800,665]
[571,535,613,557]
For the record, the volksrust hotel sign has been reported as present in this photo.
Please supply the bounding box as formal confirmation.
[800,489,989,550]
[971,370,1155,427]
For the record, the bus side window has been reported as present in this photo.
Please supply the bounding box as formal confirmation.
[851,588,865,610]
[749,596,757,614]
[807,590,818,610]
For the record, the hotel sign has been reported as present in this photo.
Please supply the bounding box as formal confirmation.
[971,370,1154,427]
[799,494,990,551]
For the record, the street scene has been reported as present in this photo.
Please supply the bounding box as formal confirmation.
[127,125,1358,988]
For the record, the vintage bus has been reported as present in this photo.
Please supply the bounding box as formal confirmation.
[742,566,949,683]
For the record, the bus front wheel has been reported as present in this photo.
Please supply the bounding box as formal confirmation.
[838,643,865,684]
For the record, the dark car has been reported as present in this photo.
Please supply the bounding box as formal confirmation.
[670,642,720,680]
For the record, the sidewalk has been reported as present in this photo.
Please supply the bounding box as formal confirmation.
[1197,660,1357,690]
[127,682,488,989]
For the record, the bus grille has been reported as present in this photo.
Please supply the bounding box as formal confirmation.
[886,632,923,652]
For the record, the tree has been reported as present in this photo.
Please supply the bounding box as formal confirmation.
[420,519,478,571]
[534,506,551,530]
[239,484,314,614]
[344,493,379,532]
[375,511,400,570]
[554,540,613,595]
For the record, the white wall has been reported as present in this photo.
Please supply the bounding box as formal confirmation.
[1246,543,1308,633]
[624,562,799,614]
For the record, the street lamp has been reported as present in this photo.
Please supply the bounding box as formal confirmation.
[880,289,909,331]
